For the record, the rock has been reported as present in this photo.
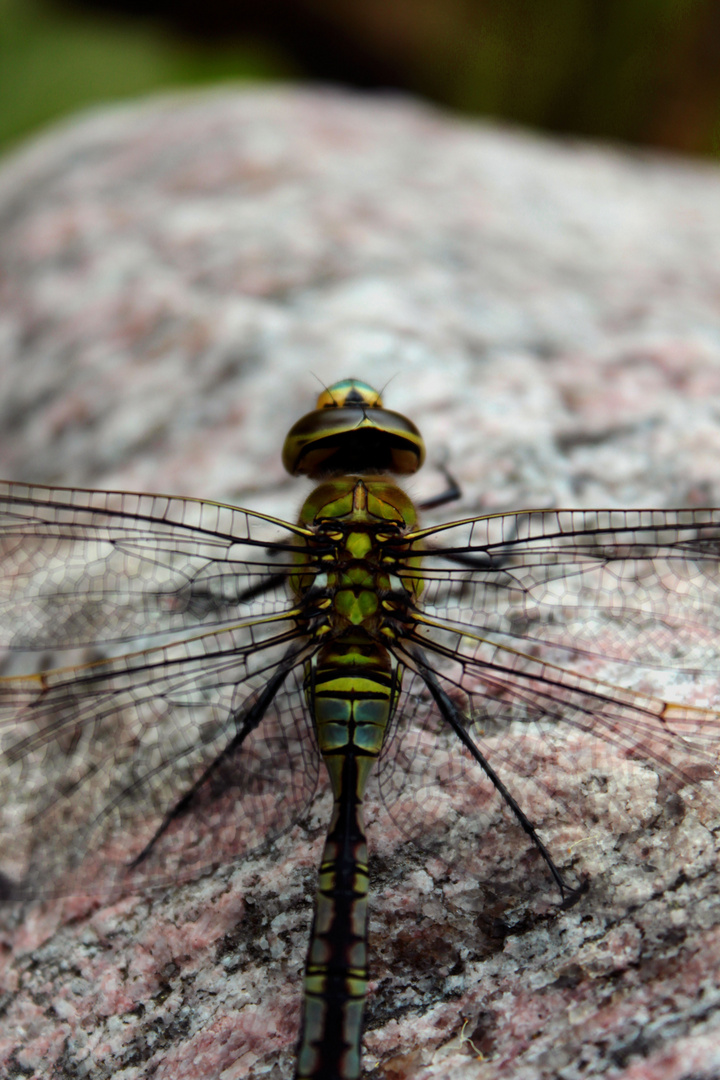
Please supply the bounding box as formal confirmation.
[1,87,720,1080]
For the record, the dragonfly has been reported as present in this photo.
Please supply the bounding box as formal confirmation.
[1,378,720,1079]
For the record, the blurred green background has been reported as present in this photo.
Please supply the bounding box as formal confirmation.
[1,0,720,158]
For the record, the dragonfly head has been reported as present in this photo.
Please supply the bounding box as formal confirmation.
[282,378,426,479]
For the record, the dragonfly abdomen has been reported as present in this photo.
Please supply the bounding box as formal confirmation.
[295,636,398,1080]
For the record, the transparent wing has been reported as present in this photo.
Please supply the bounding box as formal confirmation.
[0,480,309,655]
[4,492,720,904]
[410,507,720,678]
[0,480,323,900]
[374,508,720,898]
[0,632,320,900]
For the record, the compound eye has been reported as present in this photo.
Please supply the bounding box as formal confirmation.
[282,382,425,479]
[316,379,383,411]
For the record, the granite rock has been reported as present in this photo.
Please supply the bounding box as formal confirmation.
[1,87,720,1079]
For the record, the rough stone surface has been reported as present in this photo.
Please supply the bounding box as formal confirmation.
[1,87,720,1079]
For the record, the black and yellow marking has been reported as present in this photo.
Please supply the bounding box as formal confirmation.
[285,381,424,1080]
[294,638,399,1079]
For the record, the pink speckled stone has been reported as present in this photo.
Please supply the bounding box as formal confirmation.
[1,88,720,1079]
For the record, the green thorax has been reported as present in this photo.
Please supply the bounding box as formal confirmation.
[291,477,422,636]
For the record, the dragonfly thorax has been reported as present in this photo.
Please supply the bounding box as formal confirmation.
[292,478,421,641]
[299,476,418,529]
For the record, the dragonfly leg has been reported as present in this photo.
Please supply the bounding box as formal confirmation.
[418,463,462,511]
[412,648,585,906]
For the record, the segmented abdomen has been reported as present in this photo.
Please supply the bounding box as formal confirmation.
[295,636,398,1080]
